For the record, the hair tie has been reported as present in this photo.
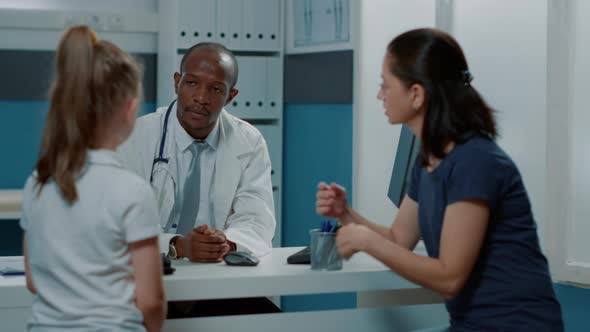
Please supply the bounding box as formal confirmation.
[90,30,98,46]
[461,70,473,86]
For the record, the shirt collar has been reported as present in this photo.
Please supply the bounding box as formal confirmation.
[87,149,121,167]
[173,103,220,152]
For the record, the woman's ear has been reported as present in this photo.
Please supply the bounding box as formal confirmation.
[410,84,426,111]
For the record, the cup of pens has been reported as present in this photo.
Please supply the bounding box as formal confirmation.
[309,220,342,271]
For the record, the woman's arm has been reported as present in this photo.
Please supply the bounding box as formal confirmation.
[23,234,37,294]
[317,182,420,250]
[340,196,421,250]
[338,199,489,299]
[130,237,166,332]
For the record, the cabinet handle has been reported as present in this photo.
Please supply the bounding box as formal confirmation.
[193,31,199,37]
[304,0,311,41]
[334,0,340,40]
[233,33,239,39]
[338,0,344,40]
[181,31,186,37]
[220,32,226,38]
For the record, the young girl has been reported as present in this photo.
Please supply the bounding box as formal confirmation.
[317,28,563,331]
[21,26,166,332]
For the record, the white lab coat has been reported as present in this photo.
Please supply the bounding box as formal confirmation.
[116,106,276,257]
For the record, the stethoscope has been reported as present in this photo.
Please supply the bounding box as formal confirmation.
[149,100,176,183]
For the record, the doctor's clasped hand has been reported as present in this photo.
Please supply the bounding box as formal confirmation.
[175,225,232,263]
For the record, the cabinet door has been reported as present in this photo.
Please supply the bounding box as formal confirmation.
[309,0,338,45]
[230,56,250,117]
[177,0,217,49]
[293,0,311,46]
[265,56,282,119]
[335,0,350,42]
[217,0,243,49]
[243,0,281,50]
[229,56,255,118]
[231,56,268,119]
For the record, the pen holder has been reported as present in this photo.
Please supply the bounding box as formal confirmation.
[309,229,342,271]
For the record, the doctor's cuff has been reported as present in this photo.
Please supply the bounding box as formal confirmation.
[158,232,177,254]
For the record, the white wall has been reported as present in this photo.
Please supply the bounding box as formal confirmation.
[451,0,590,284]
[570,0,590,262]
[352,0,436,225]
[451,0,549,239]
[566,0,590,282]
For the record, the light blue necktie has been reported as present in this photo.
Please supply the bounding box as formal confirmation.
[177,141,207,236]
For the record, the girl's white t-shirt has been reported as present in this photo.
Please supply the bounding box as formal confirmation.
[20,149,160,332]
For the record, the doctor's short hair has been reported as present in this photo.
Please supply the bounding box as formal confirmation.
[179,42,239,88]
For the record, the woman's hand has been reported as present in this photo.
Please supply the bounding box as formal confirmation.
[336,223,374,259]
[316,182,350,223]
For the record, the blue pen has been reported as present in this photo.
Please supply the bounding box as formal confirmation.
[329,222,339,233]
[321,220,333,232]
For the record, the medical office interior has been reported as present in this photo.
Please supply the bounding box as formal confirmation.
[0,0,589,331]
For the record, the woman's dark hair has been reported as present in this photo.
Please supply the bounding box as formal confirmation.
[386,28,497,166]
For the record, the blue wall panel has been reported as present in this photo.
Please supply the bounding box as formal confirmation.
[0,101,48,188]
[0,101,156,189]
[281,103,356,311]
[554,283,590,332]
[0,101,156,255]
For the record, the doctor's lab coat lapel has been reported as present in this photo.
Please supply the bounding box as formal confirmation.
[213,113,245,227]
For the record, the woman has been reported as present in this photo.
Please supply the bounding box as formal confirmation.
[21,26,166,331]
[317,28,563,331]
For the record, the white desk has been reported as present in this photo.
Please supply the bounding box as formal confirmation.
[0,189,21,219]
[1,248,447,332]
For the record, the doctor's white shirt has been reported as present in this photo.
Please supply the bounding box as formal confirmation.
[171,109,219,231]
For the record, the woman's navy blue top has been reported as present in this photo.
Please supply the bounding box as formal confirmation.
[407,134,563,332]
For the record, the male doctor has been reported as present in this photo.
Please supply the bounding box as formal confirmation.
[117,42,276,263]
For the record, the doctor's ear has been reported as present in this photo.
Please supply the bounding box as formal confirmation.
[225,88,239,106]
[173,72,182,94]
